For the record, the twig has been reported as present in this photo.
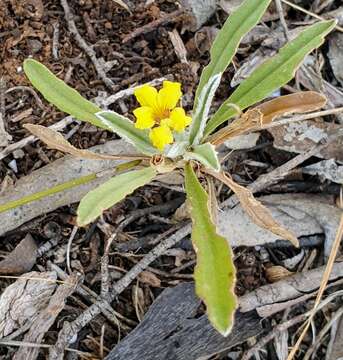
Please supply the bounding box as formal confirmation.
[0,77,11,147]
[66,226,78,274]
[52,22,60,60]
[48,223,192,359]
[241,313,307,360]
[287,214,343,360]
[6,86,47,110]
[281,0,343,32]
[275,0,290,41]
[122,10,183,43]
[259,106,343,131]
[303,307,343,360]
[59,0,116,90]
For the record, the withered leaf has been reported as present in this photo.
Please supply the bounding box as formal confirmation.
[210,91,326,146]
[206,170,299,247]
[254,91,327,123]
[24,124,144,160]
[0,234,38,275]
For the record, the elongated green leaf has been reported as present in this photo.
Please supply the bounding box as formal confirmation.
[204,20,336,137]
[185,143,220,171]
[77,167,156,226]
[96,111,157,156]
[23,59,106,128]
[184,163,237,336]
[189,0,272,144]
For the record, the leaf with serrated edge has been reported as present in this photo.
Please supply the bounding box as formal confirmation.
[185,143,220,171]
[184,163,237,336]
[96,111,157,156]
[77,167,156,226]
[205,20,336,137]
[23,59,106,129]
[24,124,145,160]
[191,0,272,144]
[206,170,299,247]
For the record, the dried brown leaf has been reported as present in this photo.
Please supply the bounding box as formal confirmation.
[255,91,327,123]
[265,265,294,283]
[205,169,299,247]
[210,108,263,146]
[0,234,37,275]
[210,91,326,146]
[24,124,144,160]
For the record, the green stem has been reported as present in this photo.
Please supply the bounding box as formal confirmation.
[0,160,142,214]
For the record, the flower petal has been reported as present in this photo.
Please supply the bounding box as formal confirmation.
[134,85,158,108]
[133,106,155,129]
[149,125,173,151]
[169,107,192,132]
[157,81,182,110]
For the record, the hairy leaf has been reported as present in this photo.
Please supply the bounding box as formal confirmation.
[24,124,146,160]
[23,59,105,128]
[77,167,156,226]
[184,163,237,336]
[190,0,272,144]
[185,143,220,171]
[96,111,157,156]
[206,170,299,247]
[205,20,336,137]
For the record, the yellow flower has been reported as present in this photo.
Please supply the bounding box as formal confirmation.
[133,81,192,151]
[149,125,173,151]
[168,107,192,132]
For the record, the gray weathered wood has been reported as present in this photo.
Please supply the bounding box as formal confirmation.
[105,283,262,360]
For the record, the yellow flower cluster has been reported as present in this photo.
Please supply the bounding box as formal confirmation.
[133,81,192,151]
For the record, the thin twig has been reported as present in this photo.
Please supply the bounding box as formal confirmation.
[281,0,343,32]
[60,0,116,90]
[259,106,343,131]
[52,22,60,60]
[122,10,183,43]
[287,214,343,360]
[66,226,78,274]
[241,313,308,360]
[275,0,290,41]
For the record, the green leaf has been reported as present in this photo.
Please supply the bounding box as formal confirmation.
[96,111,157,156]
[23,59,105,129]
[77,167,156,226]
[185,143,220,171]
[184,163,237,336]
[189,0,272,144]
[204,20,336,137]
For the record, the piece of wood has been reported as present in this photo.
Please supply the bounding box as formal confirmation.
[105,283,262,360]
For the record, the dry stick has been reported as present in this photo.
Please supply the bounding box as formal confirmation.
[48,223,192,360]
[281,0,343,32]
[59,0,116,90]
[303,307,343,360]
[259,106,343,131]
[122,9,184,43]
[287,214,343,360]
[275,0,290,41]
[241,313,308,360]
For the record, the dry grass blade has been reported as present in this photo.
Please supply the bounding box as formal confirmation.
[204,169,299,247]
[24,124,147,161]
[210,91,326,146]
[287,213,343,360]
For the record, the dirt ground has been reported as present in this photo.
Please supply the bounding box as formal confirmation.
[0,0,343,359]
